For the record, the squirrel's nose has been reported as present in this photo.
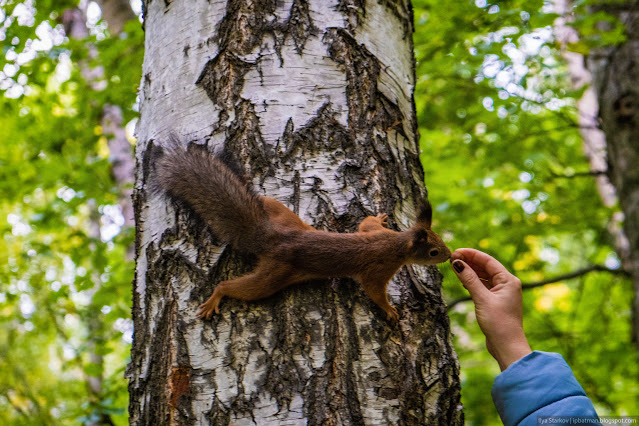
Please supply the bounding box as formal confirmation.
[444,247,452,260]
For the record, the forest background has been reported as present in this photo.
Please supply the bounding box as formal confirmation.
[0,0,637,424]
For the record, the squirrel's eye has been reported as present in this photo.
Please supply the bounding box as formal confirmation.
[429,249,439,257]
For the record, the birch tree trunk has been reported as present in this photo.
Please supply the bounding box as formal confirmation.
[128,1,462,424]
[557,1,639,356]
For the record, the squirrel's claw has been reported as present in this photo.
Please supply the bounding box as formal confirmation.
[386,306,399,324]
[377,213,389,228]
[197,294,223,320]
[197,303,214,320]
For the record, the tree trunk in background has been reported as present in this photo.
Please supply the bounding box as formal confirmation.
[62,5,136,425]
[128,1,462,424]
[585,3,639,356]
[97,0,137,34]
[558,1,639,356]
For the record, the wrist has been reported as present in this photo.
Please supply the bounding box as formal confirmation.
[488,333,531,371]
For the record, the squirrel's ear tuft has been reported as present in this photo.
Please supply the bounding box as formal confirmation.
[416,199,432,229]
[413,229,429,245]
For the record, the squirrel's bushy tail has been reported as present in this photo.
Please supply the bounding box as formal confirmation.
[155,146,273,254]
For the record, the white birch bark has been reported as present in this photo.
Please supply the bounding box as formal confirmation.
[128,1,462,424]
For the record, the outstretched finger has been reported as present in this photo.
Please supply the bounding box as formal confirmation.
[453,248,509,277]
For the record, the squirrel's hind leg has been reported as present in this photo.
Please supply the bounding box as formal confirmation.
[197,263,297,319]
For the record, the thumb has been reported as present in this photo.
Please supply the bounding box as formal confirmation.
[451,260,490,303]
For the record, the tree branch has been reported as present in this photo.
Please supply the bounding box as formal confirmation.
[549,169,608,179]
[447,265,629,311]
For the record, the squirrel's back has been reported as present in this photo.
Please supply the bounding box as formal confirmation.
[155,146,274,254]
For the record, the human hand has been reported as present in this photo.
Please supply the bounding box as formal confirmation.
[451,248,532,371]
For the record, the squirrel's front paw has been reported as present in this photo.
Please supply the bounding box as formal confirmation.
[377,213,389,228]
[197,304,213,320]
[197,289,223,320]
[197,300,219,320]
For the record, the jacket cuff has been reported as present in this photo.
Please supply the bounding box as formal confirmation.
[491,351,597,426]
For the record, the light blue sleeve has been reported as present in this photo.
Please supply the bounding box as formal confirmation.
[491,351,599,426]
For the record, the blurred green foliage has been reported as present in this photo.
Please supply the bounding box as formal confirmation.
[413,0,637,422]
[0,0,636,424]
[0,2,141,424]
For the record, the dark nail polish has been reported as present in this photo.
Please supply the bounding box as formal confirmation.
[453,261,465,273]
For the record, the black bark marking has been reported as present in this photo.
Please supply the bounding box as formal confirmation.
[324,28,406,141]
[196,53,254,109]
[338,0,366,31]
[225,100,274,175]
[287,0,319,55]
[143,295,176,423]
[143,73,152,101]
[379,0,413,38]
[279,103,352,160]
[323,27,424,204]
[291,169,302,215]
[128,142,156,422]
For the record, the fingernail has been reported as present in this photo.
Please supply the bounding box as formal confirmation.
[453,260,465,273]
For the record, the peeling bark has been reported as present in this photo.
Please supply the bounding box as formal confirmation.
[129,0,462,424]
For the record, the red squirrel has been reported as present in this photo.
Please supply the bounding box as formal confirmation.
[156,146,451,322]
